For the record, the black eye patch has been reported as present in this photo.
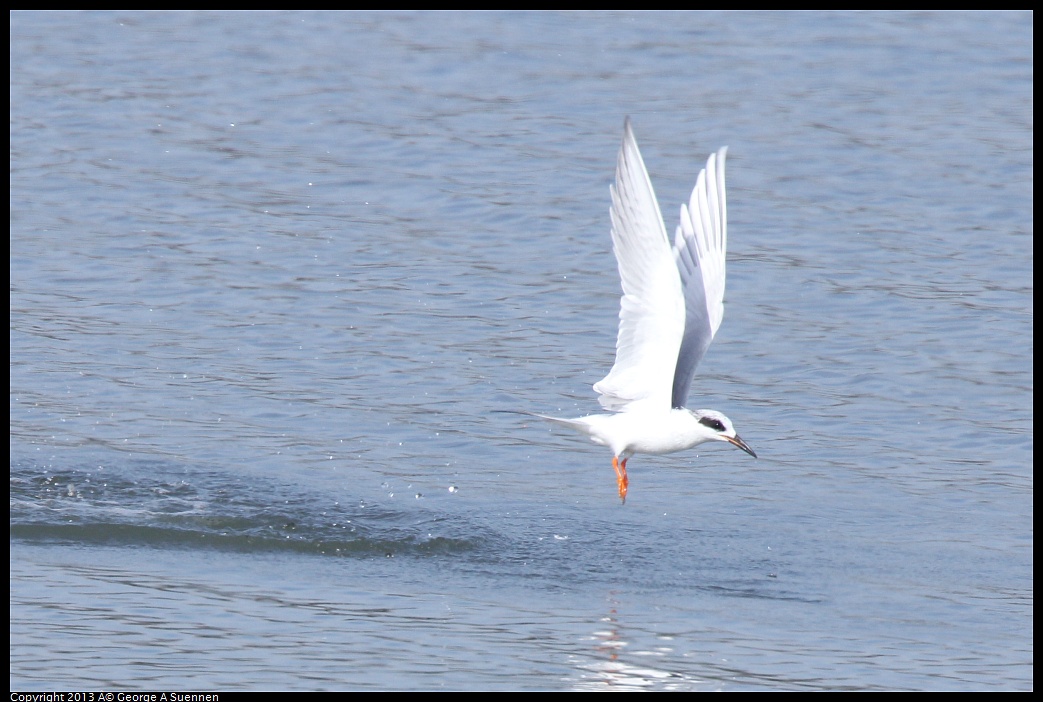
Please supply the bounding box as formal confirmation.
[699,416,726,432]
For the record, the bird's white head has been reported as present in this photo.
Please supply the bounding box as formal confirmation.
[688,409,757,458]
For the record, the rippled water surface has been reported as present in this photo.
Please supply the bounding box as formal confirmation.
[10,10,1032,691]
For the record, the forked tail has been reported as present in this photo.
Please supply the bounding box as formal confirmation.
[495,409,593,436]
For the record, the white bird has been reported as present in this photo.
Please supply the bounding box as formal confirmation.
[533,118,756,502]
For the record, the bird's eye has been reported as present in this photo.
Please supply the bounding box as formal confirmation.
[699,417,726,432]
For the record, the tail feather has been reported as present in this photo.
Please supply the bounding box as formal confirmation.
[496,409,594,436]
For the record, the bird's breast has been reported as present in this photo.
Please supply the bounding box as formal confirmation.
[609,410,708,456]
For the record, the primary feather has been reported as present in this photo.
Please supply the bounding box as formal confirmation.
[594,118,729,413]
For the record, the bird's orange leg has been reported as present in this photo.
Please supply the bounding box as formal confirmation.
[612,456,629,503]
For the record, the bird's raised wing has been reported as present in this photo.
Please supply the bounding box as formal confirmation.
[670,146,728,409]
[593,119,685,413]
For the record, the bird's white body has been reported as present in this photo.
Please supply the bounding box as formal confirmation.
[587,409,711,456]
[533,118,756,501]
[538,408,735,460]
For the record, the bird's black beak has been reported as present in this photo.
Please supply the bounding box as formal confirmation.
[726,434,757,458]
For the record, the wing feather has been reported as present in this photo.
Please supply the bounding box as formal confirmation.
[593,119,685,413]
[670,147,728,409]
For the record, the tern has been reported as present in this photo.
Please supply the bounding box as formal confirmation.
[532,118,756,502]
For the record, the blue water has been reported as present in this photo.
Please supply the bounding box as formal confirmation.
[10,11,1032,691]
